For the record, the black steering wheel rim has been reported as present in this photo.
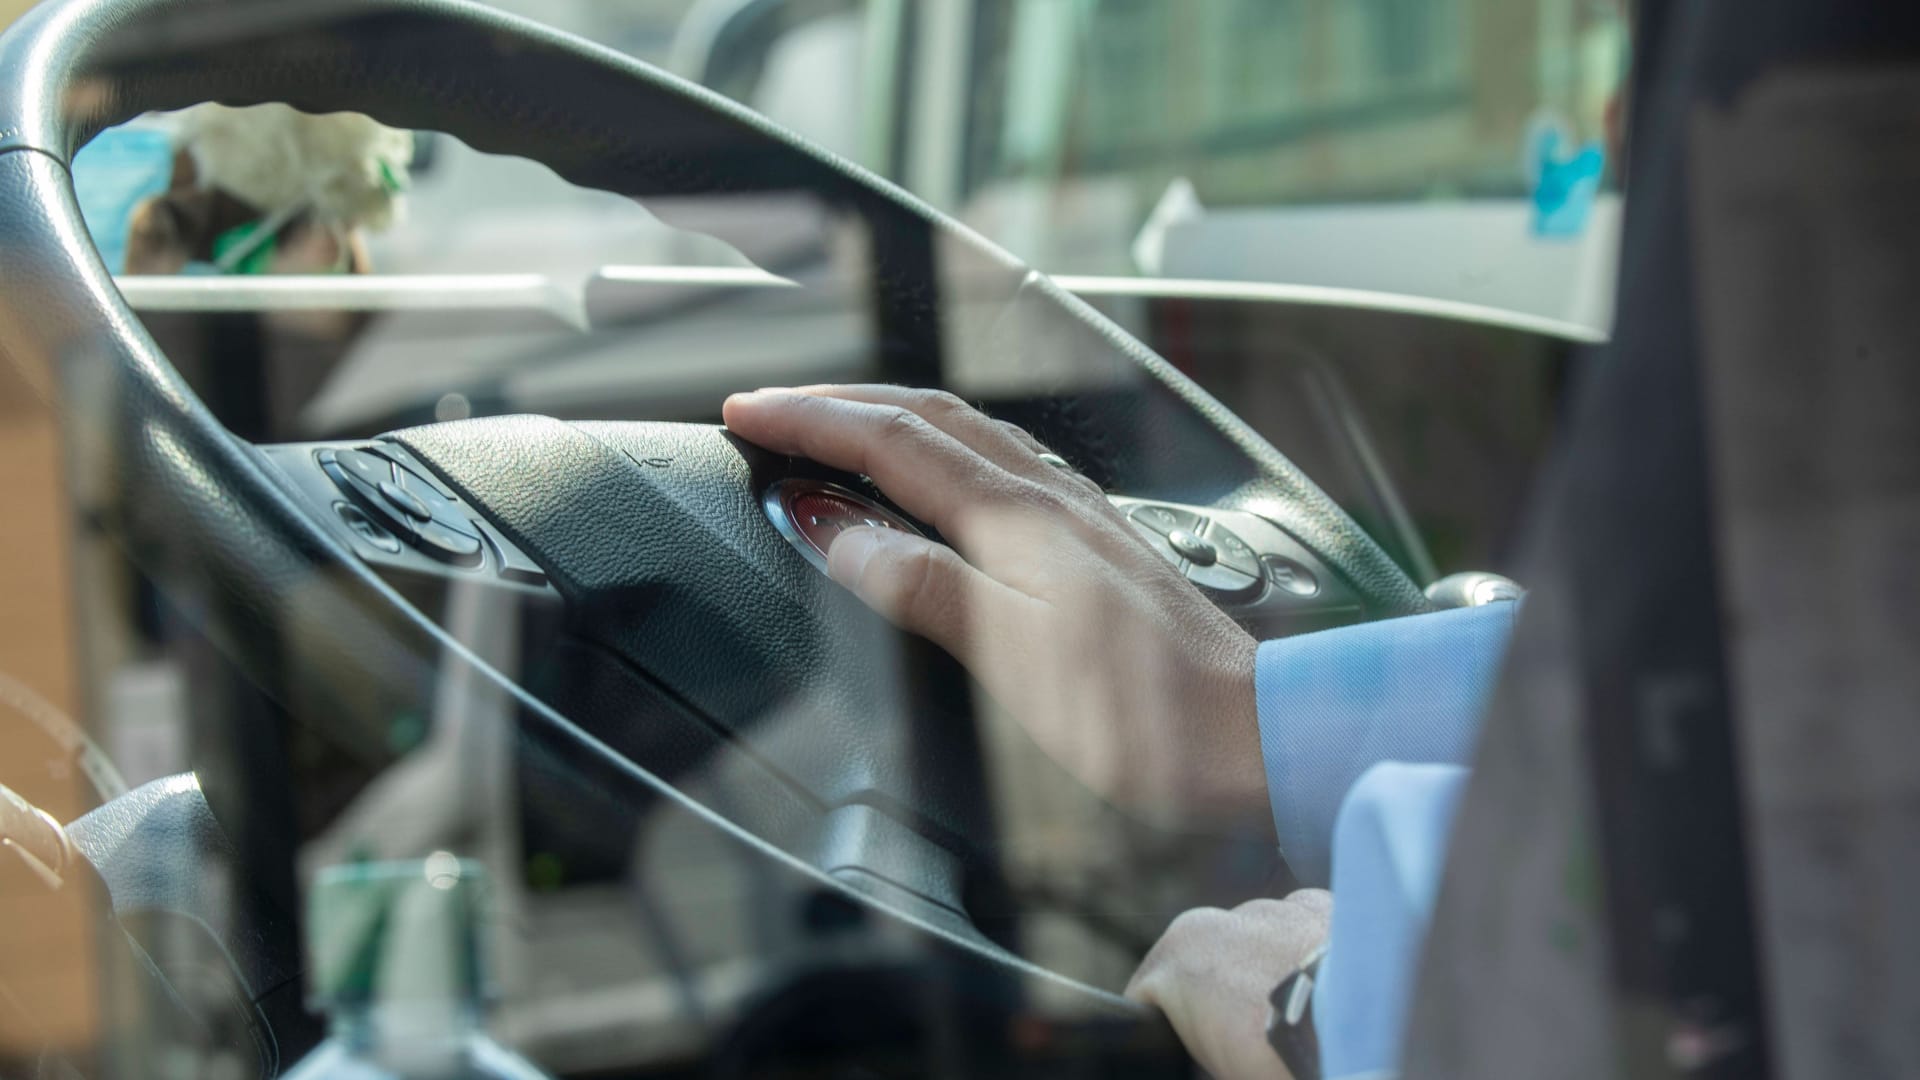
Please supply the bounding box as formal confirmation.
[0,0,1429,1021]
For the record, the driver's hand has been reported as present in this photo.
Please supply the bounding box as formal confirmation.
[1126,890,1333,1080]
[723,386,1265,825]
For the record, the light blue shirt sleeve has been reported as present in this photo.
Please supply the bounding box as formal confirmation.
[1314,762,1470,1080]
[1253,603,1516,885]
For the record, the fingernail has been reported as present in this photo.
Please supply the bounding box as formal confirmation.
[725,389,781,410]
[826,525,887,587]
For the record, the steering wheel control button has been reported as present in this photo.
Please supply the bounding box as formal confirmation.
[1128,520,1189,571]
[1127,503,1203,537]
[1186,560,1261,598]
[1166,528,1218,566]
[394,466,467,520]
[312,445,500,572]
[333,502,402,555]
[768,480,919,571]
[377,480,434,522]
[1203,521,1263,578]
[372,446,460,500]
[319,450,411,532]
[412,518,484,566]
[1263,556,1321,598]
[332,448,397,491]
[475,522,546,586]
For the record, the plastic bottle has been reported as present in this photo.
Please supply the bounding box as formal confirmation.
[281,856,551,1080]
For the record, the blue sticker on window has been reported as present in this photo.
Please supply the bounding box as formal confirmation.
[1527,123,1606,239]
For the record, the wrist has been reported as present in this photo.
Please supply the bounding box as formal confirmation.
[1181,627,1267,823]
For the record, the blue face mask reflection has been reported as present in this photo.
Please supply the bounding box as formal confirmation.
[71,124,175,274]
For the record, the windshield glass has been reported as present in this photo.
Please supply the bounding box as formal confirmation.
[73,0,1628,331]
[0,2,1701,1080]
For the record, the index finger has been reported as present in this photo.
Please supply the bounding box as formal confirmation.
[723,389,1033,543]
[779,384,1099,493]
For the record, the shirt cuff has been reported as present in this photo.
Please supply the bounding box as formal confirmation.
[1253,603,1516,884]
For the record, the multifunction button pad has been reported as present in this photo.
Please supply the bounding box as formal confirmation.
[319,447,487,566]
[263,442,550,590]
[1111,496,1353,614]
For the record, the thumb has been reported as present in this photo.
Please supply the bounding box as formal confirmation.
[826,526,1016,662]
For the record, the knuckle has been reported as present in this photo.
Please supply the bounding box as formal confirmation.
[1020,479,1079,516]
[875,404,936,445]
[916,388,973,418]
[997,419,1042,448]
[1059,484,1123,528]
[1053,472,1108,503]
[1238,898,1310,927]
[1164,906,1230,943]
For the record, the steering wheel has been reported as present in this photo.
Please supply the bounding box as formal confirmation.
[0,0,1430,1044]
